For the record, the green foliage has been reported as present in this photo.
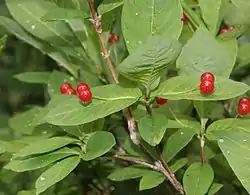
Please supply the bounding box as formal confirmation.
[1,0,250,194]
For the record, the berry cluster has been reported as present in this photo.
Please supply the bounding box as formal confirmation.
[199,72,215,95]
[219,26,234,35]
[238,98,250,116]
[108,34,119,44]
[182,13,189,24]
[60,82,92,102]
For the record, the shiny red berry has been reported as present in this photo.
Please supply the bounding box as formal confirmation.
[65,88,76,95]
[79,90,92,102]
[219,28,228,34]
[201,72,215,83]
[182,13,189,24]
[238,103,250,116]
[108,34,119,44]
[228,26,234,31]
[60,82,72,94]
[156,98,167,105]
[77,83,90,94]
[239,98,250,105]
[199,81,214,95]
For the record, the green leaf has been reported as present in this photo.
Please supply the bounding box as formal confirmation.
[138,113,168,146]
[44,85,142,126]
[98,0,124,15]
[176,27,234,78]
[163,128,196,162]
[199,0,225,35]
[0,140,7,154]
[82,131,116,161]
[8,107,43,135]
[207,183,223,195]
[17,191,36,195]
[14,137,78,157]
[108,166,149,181]
[0,34,7,53]
[122,0,183,52]
[237,43,250,66]
[14,72,51,84]
[42,8,88,21]
[170,158,188,173]
[6,0,74,46]
[139,171,165,191]
[118,36,181,89]
[183,163,214,195]
[4,147,78,172]
[35,156,80,195]
[153,75,249,101]
[212,130,250,193]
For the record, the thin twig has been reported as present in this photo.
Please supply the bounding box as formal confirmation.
[200,118,206,164]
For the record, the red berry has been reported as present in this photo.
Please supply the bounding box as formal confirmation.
[156,98,167,105]
[79,90,92,102]
[228,26,234,31]
[182,13,189,24]
[108,34,119,44]
[60,82,72,94]
[65,88,76,95]
[238,103,250,116]
[199,81,214,95]
[219,28,228,34]
[239,98,250,105]
[201,72,215,83]
[77,83,90,94]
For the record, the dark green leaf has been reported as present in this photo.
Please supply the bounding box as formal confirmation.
[4,147,78,172]
[35,156,80,194]
[138,113,168,146]
[207,183,223,195]
[14,72,51,84]
[139,171,165,191]
[118,36,181,90]
[14,137,78,157]
[122,0,183,52]
[176,27,235,78]
[170,158,188,173]
[98,0,124,15]
[153,75,249,101]
[82,131,116,161]
[163,128,196,162]
[44,85,142,126]
[183,163,214,195]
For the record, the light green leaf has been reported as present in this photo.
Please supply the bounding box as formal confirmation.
[176,27,233,78]
[163,128,196,162]
[138,113,168,146]
[17,191,36,195]
[212,130,250,193]
[117,36,181,90]
[14,72,51,84]
[0,34,7,53]
[207,183,223,195]
[44,85,142,126]
[35,156,80,195]
[153,75,249,101]
[237,43,250,66]
[4,147,78,172]
[98,0,124,15]
[170,158,188,173]
[42,8,88,21]
[199,0,226,35]
[82,131,116,161]
[139,171,165,191]
[8,107,43,135]
[15,137,79,157]
[122,0,183,52]
[108,166,149,181]
[183,163,214,195]
[0,140,7,154]
[6,0,74,46]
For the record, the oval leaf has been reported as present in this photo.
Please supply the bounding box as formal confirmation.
[183,163,214,195]
[122,0,183,52]
[35,156,80,194]
[139,171,165,191]
[14,72,51,84]
[138,113,168,146]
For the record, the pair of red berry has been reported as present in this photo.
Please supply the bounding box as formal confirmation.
[60,82,92,102]
[238,98,250,116]
[219,26,234,35]
[108,34,119,44]
[199,72,215,95]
